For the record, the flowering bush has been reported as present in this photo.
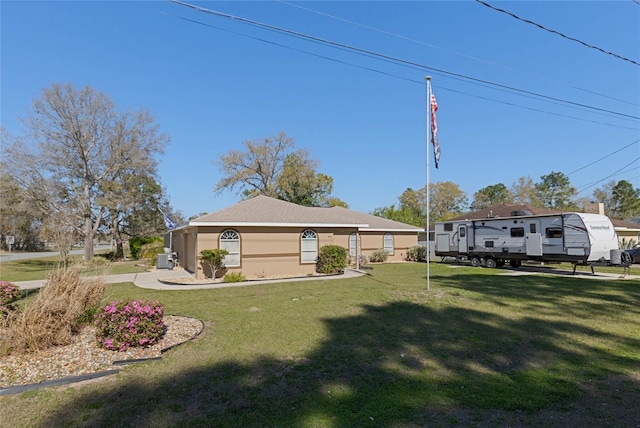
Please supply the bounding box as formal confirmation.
[0,281,21,305]
[0,281,21,323]
[94,299,165,351]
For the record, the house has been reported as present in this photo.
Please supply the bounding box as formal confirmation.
[170,196,424,279]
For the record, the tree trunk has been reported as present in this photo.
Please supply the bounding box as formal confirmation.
[84,216,94,261]
[112,217,125,260]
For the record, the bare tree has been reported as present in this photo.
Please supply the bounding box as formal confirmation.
[214,132,345,207]
[4,83,168,260]
[510,176,541,206]
[215,132,295,198]
[40,211,81,268]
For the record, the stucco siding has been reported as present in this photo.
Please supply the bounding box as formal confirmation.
[190,226,360,279]
[359,231,418,262]
[174,222,419,279]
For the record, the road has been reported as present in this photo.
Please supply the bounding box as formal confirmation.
[0,244,110,262]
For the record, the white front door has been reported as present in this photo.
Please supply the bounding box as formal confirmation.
[458,225,468,254]
[525,220,543,256]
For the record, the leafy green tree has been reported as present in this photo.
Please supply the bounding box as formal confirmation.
[371,205,424,227]
[429,181,468,221]
[373,183,466,224]
[325,197,349,208]
[398,187,427,218]
[471,183,513,210]
[276,151,334,206]
[534,172,578,210]
[102,174,182,259]
[610,180,640,219]
[372,187,425,227]
[0,165,43,251]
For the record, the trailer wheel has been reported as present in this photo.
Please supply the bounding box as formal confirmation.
[470,256,481,267]
[509,259,522,268]
[496,259,506,268]
[485,257,497,269]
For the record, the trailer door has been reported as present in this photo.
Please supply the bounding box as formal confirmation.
[458,225,468,254]
[525,220,543,256]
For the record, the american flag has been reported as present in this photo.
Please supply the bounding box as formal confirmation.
[430,92,441,169]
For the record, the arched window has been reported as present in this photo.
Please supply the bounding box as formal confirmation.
[384,233,394,255]
[349,233,357,257]
[301,229,318,263]
[220,229,240,267]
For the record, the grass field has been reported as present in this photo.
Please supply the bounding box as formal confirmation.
[0,256,148,282]
[1,262,639,427]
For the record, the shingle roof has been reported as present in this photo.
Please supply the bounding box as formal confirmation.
[188,195,423,231]
[611,218,640,231]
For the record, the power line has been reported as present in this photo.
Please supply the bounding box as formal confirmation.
[568,140,640,175]
[172,0,640,120]
[576,157,640,194]
[278,0,638,108]
[156,0,640,130]
[143,1,638,199]
[475,0,640,67]
[169,0,640,121]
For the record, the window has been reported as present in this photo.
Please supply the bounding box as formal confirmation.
[444,223,453,231]
[529,223,537,233]
[510,227,525,237]
[546,227,563,238]
[349,233,357,257]
[220,229,240,267]
[301,229,318,263]
[384,233,394,254]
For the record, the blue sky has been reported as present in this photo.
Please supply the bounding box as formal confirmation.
[2,1,639,219]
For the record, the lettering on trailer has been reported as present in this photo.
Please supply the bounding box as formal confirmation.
[589,225,610,230]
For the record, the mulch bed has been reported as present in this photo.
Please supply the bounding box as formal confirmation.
[0,315,203,389]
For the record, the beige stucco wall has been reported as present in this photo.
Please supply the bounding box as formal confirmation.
[174,226,419,279]
[191,226,360,279]
[359,231,418,262]
[617,230,640,247]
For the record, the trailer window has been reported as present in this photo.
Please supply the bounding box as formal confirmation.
[510,227,524,237]
[529,224,537,233]
[485,241,494,248]
[546,227,563,238]
[444,223,453,232]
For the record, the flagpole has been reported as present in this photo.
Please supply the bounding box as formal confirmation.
[426,76,431,291]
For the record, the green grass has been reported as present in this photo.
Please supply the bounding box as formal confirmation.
[2,263,639,427]
[0,257,148,282]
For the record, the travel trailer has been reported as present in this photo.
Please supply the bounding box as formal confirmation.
[434,212,619,268]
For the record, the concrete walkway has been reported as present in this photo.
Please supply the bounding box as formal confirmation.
[14,268,367,291]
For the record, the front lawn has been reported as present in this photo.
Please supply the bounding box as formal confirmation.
[0,257,148,282]
[2,263,639,427]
